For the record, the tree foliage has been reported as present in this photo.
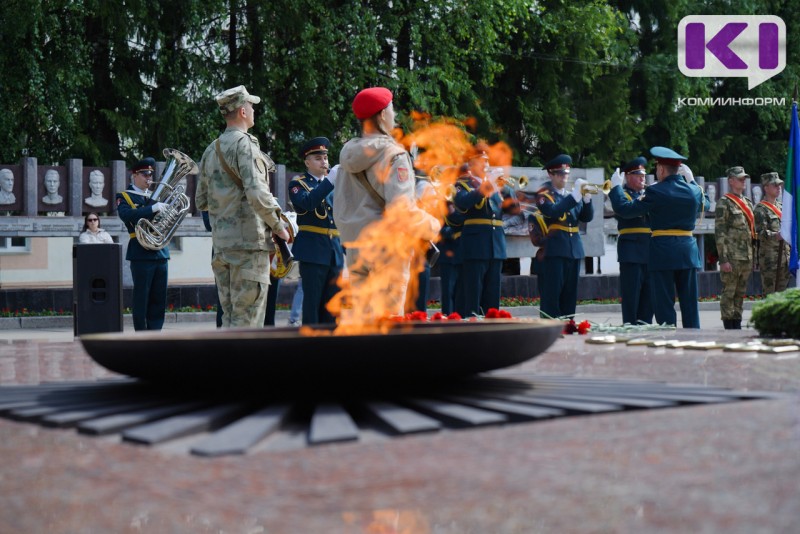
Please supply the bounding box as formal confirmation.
[0,0,796,182]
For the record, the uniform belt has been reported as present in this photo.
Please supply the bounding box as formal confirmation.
[651,229,693,237]
[129,232,136,238]
[298,225,340,237]
[618,227,651,235]
[463,219,503,227]
[549,224,578,233]
[452,232,462,239]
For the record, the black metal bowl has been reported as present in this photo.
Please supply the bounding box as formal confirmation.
[80,319,563,390]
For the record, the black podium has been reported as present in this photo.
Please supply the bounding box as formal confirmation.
[73,244,123,336]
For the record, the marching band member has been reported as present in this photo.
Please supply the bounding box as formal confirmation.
[534,154,594,319]
[453,143,519,317]
[116,157,169,331]
[612,157,653,325]
[288,137,344,325]
[609,146,707,328]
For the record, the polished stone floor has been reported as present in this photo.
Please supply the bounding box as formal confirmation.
[0,323,798,533]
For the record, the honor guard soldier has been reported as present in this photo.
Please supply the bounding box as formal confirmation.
[715,166,756,329]
[534,154,594,319]
[609,146,708,328]
[196,85,290,327]
[754,172,791,294]
[116,157,170,331]
[288,137,344,324]
[453,143,519,317]
[611,157,653,325]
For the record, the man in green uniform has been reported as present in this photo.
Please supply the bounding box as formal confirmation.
[754,172,791,294]
[195,85,290,327]
[715,166,755,329]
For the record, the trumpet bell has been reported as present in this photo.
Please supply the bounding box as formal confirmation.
[580,180,613,196]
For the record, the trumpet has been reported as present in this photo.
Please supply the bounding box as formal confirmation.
[571,180,613,196]
[496,174,529,190]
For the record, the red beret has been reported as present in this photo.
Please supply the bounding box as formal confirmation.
[352,87,393,120]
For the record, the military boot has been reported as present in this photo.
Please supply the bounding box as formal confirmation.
[731,320,742,329]
[722,319,734,330]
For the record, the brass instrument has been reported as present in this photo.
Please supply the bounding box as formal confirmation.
[270,213,298,279]
[572,180,613,196]
[496,174,529,191]
[135,148,198,251]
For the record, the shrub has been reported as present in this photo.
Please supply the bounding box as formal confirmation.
[751,289,800,338]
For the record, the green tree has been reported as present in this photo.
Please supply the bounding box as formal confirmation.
[0,0,91,163]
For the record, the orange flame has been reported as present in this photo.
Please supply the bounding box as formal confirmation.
[325,115,514,335]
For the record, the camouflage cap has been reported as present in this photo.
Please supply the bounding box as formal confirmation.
[215,85,261,115]
[761,172,783,186]
[726,166,749,179]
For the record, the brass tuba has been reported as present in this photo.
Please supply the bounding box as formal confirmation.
[135,148,198,250]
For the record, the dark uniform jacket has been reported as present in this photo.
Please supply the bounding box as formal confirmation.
[609,175,703,271]
[288,172,344,268]
[116,186,170,262]
[438,208,466,265]
[535,182,594,259]
[453,175,507,260]
[614,186,650,264]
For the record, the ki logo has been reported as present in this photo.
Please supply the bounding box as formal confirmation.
[678,15,786,89]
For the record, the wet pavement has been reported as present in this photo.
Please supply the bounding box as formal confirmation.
[0,305,797,533]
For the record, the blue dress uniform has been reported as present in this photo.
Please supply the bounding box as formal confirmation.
[438,206,466,315]
[453,169,513,317]
[288,137,344,325]
[614,157,653,325]
[609,147,707,328]
[116,157,169,331]
[534,165,594,319]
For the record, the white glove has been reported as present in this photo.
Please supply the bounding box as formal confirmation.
[326,164,339,187]
[610,167,623,188]
[151,202,168,213]
[571,178,587,202]
[679,164,695,184]
[583,193,593,203]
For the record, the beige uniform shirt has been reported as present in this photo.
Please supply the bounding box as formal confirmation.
[196,127,283,254]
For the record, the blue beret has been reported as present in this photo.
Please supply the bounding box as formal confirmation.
[300,137,330,159]
[132,157,156,173]
[649,146,686,166]
[543,154,572,173]
[622,156,647,174]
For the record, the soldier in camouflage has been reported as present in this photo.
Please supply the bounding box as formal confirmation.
[715,166,755,329]
[754,172,791,294]
[195,85,290,327]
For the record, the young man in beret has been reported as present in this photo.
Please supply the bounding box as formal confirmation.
[609,146,708,328]
[333,87,440,316]
[287,137,344,324]
[610,157,653,325]
[116,157,170,331]
[533,154,594,319]
[196,85,290,327]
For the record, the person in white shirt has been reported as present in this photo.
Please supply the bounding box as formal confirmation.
[79,212,114,243]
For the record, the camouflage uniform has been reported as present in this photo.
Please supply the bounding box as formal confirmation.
[715,179,754,324]
[195,86,284,328]
[754,172,791,294]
